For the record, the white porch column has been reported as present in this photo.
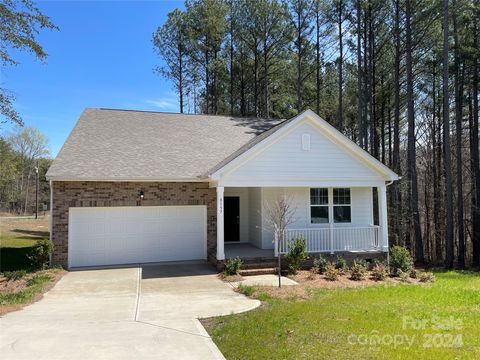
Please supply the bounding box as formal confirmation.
[216,186,225,260]
[328,187,334,254]
[378,185,389,252]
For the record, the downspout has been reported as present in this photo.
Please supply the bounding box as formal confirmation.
[386,176,401,187]
[384,177,399,270]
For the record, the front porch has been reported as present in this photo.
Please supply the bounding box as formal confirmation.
[224,242,386,269]
[216,186,389,262]
[225,243,274,259]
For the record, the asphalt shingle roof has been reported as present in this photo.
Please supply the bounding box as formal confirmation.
[46,108,285,180]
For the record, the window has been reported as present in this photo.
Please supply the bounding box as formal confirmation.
[310,188,328,223]
[310,188,352,224]
[333,188,351,223]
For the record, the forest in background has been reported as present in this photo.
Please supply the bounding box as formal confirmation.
[0,128,51,216]
[153,0,480,268]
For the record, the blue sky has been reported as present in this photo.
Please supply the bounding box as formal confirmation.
[1,0,184,156]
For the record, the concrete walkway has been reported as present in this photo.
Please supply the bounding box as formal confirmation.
[230,274,298,287]
[0,262,260,360]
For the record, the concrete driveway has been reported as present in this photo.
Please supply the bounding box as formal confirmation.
[0,262,260,360]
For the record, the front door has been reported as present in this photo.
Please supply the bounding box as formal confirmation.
[224,197,240,242]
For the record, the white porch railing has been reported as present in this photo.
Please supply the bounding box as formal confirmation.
[279,226,380,254]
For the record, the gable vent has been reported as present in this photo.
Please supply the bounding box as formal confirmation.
[301,133,311,151]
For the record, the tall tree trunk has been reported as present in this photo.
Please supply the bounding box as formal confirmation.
[337,0,344,131]
[179,43,184,114]
[263,37,270,118]
[471,19,480,268]
[213,49,218,114]
[240,50,246,116]
[356,0,364,148]
[406,0,424,262]
[316,2,321,115]
[388,95,392,167]
[453,8,465,267]
[443,0,455,268]
[432,63,442,264]
[424,173,431,262]
[254,50,259,117]
[296,9,302,112]
[393,0,401,174]
[369,9,378,159]
[205,48,210,114]
[229,2,234,115]
[363,7,369,151]
[436,88,444,263]
[392,0,402,244]
[380,75,386,164]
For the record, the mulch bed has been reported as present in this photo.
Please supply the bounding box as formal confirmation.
[241,270,425,300]
[218,273,244,282]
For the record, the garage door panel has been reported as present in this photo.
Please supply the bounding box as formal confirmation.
[181,221,205,234]
[69,206,206,268]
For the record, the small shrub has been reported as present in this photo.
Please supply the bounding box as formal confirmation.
[2,270,27,281]
[237,284,254,297]
[335,256,348,273]
[27,239,54,270]
[309,264,319,278]
[307,265,319,279]
[313,255,328,274]
[223,257,242,276]
[349,260,367,281]
[390,246,413,275]
[285,236,308,274]
[409,269,418,279]
[371,263,389,281]
[324,264,340,281]
[419,272,435,283]
[397,270,410,283]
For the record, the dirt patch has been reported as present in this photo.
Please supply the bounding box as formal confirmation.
[0,269,65,316]
[218,273,243,282]
[241,270,425,300]
[0,216,50,239]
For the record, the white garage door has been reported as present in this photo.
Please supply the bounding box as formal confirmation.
[68,206,206,268]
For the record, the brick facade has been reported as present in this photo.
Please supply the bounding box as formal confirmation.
[51,181,217,268]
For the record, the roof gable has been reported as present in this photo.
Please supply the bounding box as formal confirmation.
[211,110,399,184]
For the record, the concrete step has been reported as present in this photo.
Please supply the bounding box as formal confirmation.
[240,261,278,270]
[240,257,278,265]
[239,267,278,276]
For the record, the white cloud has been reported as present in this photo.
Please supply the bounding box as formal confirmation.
[145,98,178,111]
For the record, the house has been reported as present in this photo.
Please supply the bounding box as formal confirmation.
[46,108,399,269]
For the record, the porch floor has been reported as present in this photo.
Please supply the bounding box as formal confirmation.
[224,243,274,259]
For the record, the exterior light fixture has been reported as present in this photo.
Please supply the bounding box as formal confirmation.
[139,191,144,200]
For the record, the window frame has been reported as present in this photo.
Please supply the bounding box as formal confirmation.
[333,188,352,223]
[309,188,329,224]
[309,187,352,225]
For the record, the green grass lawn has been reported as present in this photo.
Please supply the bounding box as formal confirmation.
[203,271,480,359]
[0,217,49,271]
[0,235,39,248]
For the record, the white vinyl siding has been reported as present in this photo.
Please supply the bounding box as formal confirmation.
[247,187,262,248]
[222,121,384,183]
